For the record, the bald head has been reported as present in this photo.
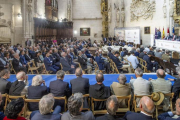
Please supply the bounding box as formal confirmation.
[16,71,26,81]
[156,69,166,78]
[140,96,155,115]
[75,68,83,77]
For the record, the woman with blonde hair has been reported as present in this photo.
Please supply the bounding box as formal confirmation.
[170,51,180,65]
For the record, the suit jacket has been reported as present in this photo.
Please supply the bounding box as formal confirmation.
[95,56,104,70]
[70,77,89,94]
[139,52,145,59]
[85,50,92,58]
[108,52,114,59]
[28,86,48,111]
[24,54,31,62]
[44,57,53,71]
[31,111,61,120]
[28,50,36,59]
[0,78,11,94]
[89,83,110,110]
[60,57,71,71]
[9,80,26,96]
[49,79,70,110]
[157,31,161,39]
[12,58,25,73]
[172,79,180,101]
[112,56,122,69]
[49,79,70,97]
[78,56,87,70]
[143,54,153,71]
[0,59,6,71]
[123,111,154,120]
[158,112,180,120]
[25,40,31,46]
[20,55,27,65]
[96,114,123,120]
[52,53,61,63]
[61,111,94,120]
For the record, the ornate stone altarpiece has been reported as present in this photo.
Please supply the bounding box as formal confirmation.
[130,0,156,21]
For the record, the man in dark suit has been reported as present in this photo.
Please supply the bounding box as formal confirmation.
[123,96,155,120]
[107,47,114,59]
[139,49,148,59]
[158,98,180,120]
[95,52,105,70]
[157,30,161,39]
[25,39,31,46]
[89,73,110,110]
[52,49,61,64]
[111,51,123,69]
[12,53,27,73]
[143,52,158,72]
[19,50,28,66]
[0,69,11,94]
[78,51,88,71]
[60,52,75,74]
[44,52,59,74]
[96,95,123,120]
[165,33,172,40]
[70,68,89,94]
[49,70,70,111]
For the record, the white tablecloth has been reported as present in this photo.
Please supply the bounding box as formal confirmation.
[155,39,180,51]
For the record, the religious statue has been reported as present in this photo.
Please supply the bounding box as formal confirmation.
[27,3,32,22]
[108,4,111,23]
[101,0,105,13]
[169,0,174,17]
[116,7,120,23]
[163,2,167,18]
[67,1,71,21]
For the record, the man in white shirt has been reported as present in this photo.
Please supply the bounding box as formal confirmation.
[127,51,139,69]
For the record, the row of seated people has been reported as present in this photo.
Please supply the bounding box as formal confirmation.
[0,67,179,112]
[0,90,180,120]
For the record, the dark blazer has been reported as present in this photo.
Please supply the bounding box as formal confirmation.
[0,59,6,71]
[28,50,36,59]
[44,57,53,71]
[25,40,31,46]
[60,57,71,71]
[89,83,110,110]
[95,56,104,70]
[12,58,26,73]
[20,55,27,65]
[0,78,11,94]
[112,56,122,69]
[108,52,114,59]
[31,111,61,120]
[123,111,155,120]
[158,112,179,120]
[24,54,31,62]
[9,80,26,96]
[70,77,89,94]
[143,54,153,71]
[28,86,48,111]
[172,78,180,101]
[78,56,87,70]
[139,52,145,59]
[49,79,70,110]
[52,53,61,63]
[96,114,123,120]
[62,111,94,120]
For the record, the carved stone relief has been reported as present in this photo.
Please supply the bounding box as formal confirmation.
[108,4,111,23]
[130,0,156,21]
[163,0,167,18]
[67,0,71,21]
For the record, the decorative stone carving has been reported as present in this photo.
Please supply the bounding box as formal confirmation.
[163,0,167,18]
[101,0,105,13]
[108,4,111,23]
[27,3,32,22]
[34,0,37,15]
[169,0,174,17]
[130,0,156,21]
[116,7,120,23]
[121,0,125,24]
[67,0,71,21]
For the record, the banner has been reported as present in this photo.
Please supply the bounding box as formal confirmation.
[114,27,140,44]
[156,39,180,51]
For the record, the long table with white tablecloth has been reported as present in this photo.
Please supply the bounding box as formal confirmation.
[155,39,180,51]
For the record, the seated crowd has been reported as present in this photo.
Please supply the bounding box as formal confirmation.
[0,66,179,120]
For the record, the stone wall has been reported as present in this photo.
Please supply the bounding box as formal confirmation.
[72,0,102,42]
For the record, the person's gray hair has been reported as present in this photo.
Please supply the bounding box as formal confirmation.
[156,48,160,52]
[68,93,83,116]
[0,69,10,77]
[106,95,119,115]
[16,71,25,80]
[39,93,54,115]
[81,49,85,53]
[136,48,140,52]
[140,45,144,48]
[75,68,82,77]
[78,51,81,56]
[111,50,115,53]
[118,74,127,85]
[176,66,180,75]
[135,68,143,76]
[32,75,43,86]
[56,70,65,79]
